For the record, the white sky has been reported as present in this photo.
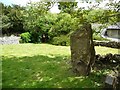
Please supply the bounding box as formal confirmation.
[1,0,119,13]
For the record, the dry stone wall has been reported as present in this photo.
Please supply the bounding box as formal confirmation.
[0,36,20,45]
[94,40,120,49]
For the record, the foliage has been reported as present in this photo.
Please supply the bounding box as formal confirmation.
[51,35,70,46]
[23,2,50,32]
[50,13,77,36]
[1,3,25,35]
[1,0,120,43]
[58,2,77,14]
[1,15,11,35]
[23,2,57,43]
[20,32,31,43]
[23,4,78,43]
[84,9,119,25]
[35,13,57,43]
[92,24,110,41]
[93,34,109,41]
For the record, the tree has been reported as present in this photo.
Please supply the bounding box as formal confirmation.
[35,12,57,42]
[1,3,25,35]
[1,15,11,34]
[51,13,76,36]
[8,4,25,34]
[23,1,56,43]
[58,2,77,14]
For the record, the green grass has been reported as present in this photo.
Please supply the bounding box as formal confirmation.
[1,44,119,88]
[95,46,119,55]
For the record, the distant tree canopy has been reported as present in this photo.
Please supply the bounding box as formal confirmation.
[1,0,120,43]
[1,3,25,35]
[58,2,77,14]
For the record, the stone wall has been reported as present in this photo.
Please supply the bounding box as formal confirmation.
[94,40,120,49]
[94,53,120,81]
[0,36,20,45]
[95,53,120,65]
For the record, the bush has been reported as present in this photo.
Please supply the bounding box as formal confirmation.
[20,32,31,43]
[93,34,109,41]
[30,32,41,43]
[51,35,70,46]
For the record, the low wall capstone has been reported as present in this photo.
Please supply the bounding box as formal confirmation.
[94,40,120,49]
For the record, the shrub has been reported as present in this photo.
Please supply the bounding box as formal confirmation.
[51,35,70,46]
[30,32,41,43]
[20,32,31,43]
[93,34,109,41]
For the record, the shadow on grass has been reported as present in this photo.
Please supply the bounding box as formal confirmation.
[2,55,104,88]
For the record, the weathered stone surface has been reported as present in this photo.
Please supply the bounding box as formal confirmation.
[0,35,20,45]
[70,24,95,76]
[105,71,119,90]
[95,53,120,65]
[105,75,117,89]
[105,75,116,85]
[94,40,120,49]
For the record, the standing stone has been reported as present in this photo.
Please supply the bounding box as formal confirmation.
[70,23,95,76]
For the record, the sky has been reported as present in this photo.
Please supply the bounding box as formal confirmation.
[0,0,60,13]
[0,0,119,13]
[0,0,41,6]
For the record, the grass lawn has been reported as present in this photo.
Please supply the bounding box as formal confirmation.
[1,44,119,88]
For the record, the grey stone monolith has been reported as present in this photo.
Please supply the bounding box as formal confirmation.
[70,23,95,76]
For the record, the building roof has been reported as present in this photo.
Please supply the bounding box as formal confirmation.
[100,22,120,42]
